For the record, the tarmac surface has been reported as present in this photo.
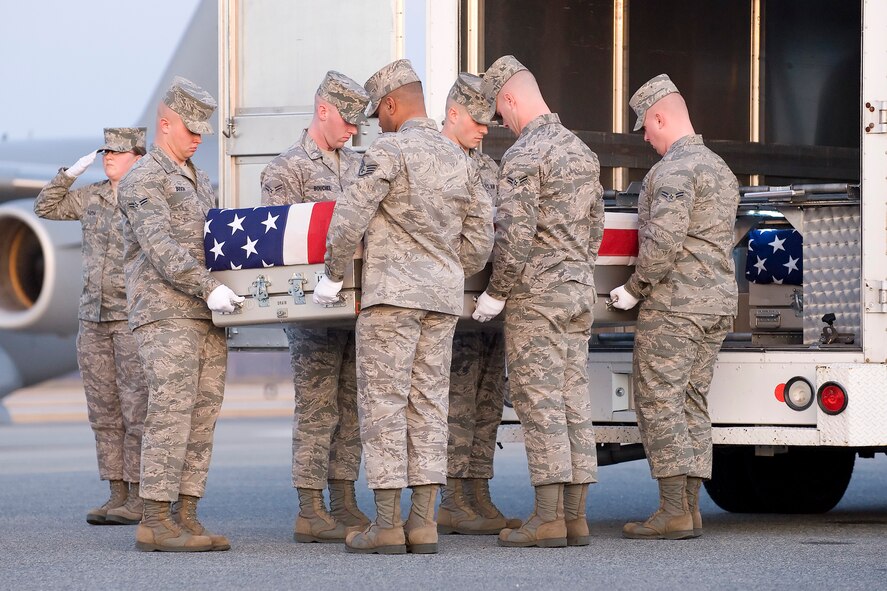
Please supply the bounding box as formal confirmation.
[1,378,886,590]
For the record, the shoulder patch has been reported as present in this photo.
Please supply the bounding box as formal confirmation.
[658,189,686,202]
[358,162,378,177]
[507,174,529,188]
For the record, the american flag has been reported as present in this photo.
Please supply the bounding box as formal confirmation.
[745,228,802,285]
[203,201,335,271]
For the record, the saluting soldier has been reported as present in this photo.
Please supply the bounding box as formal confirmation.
[315,59,494,555]
[34,127,149,527]
[260,71,371,544]
[119,77,243,553]
[475,55,604,549]
[610,74,739,540]
[437,73,520,536]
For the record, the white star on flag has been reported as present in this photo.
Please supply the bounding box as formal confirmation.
[261,212,279,233]
[768,234,786,253]
[209,239,225,260]
[230,262,242,270]
[241,236,259,257]
[262,260,273,268]
[204,219,212,237]
[783,256,799,273]
[228,213,246,234]
[753,256,767,274]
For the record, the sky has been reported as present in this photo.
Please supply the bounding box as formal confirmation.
[0,0,200,141]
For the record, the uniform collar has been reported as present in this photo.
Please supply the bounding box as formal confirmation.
[398,117,438,133]
[519,113,561,138]
[301,129,342,173]
[665,134,704,156]
[97,179,115,205]
[149,145,196,177]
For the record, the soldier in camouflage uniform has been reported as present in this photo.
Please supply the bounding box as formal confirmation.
[315,59,494,554]
[260,71,371,544]
[119,77,244,553]
[34,128,149,526]
[475,56,604,549]
[610,74,739,540]
[438,73,520,536]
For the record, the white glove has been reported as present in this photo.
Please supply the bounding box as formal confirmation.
[609,284,639,310]
[313,275,343,305]
[472,291,506,322]
[207,284,245,313]
[65,151,98,178]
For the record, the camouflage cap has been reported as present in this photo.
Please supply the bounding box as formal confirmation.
[98,127,147,153]
[317,70,370,125]
[629,74,680,131]
[447,73,496,125]
[481,55,528,103]
[364,59,421,117]
[163,76,217,135]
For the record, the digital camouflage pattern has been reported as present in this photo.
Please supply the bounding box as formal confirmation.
[470,150,499,205]
[487,110,603,487]
[504,281,598,485]
[355,305,458,489]
[260,125,363,489]
[623,134,739,315]
[317,70,370,125]
[447,331,506,479]
[163,76,216,135]
[260,129,361,206]
[487,113,604,300]
[480,55,527,105]
[78,320,147,483]
[134,319,226,501]
[286,327,361,487]
[628,73,679,131]
[35,172,130,322]
[363,59,421,117]
[633,310,732,479]
[448,73,496,125]
[324,117,494,316]
[99,127,147,153]
[119,145,221,330]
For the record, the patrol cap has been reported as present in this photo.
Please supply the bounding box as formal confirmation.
[481,55,528,103]
[317,71,370,125]
[364,59,421,117]
[98,127,147,153]
[629,74,680,132]
[162,76,217,135]
[447,73,496,126]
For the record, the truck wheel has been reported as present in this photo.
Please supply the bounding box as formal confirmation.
[704,445,855,514]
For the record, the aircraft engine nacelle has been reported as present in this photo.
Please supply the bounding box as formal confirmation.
[0,199,82,335]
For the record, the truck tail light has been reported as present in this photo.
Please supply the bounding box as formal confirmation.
[817,381,848,415]
[783,377,814,411]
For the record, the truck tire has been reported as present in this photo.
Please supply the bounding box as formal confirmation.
[704,445,855,514]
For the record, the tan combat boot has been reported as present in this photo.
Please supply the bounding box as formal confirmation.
[404,484,439,554]
[622,475,694,540]
[105,482,144,525]
[87,479,128,525]
[345,488,406,554]
[686,476,703,538]
[328,479,371,535]
[498,483,567,548]
[470,478,522,530]
[135,499,213,552]
[174,495,231,551]
[563,483,590,546]
[438,478,498,535]
[294,487,347,543]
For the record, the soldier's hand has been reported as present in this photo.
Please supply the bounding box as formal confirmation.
[609,285,639,310]
[64,150,98,178]
[206,284,245,313]
[312,275,343,305]
[472,291,505,322]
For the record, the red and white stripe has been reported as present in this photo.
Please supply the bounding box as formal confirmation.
[599,212,639,266]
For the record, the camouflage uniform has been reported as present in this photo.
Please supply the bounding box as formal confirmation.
[325,109,494,490]
[260,102,364,489]
[624,132,739,480]
[119,79,226,502]
[486,110,604,487]
[447,149,506,480]
[34,127,148,484]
